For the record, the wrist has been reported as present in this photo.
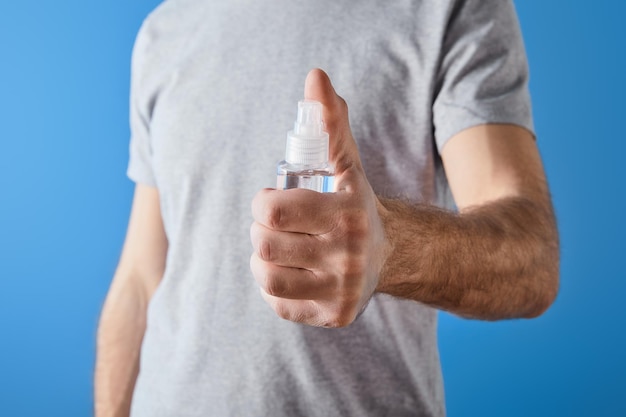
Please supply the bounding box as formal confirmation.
[374,197,400,294]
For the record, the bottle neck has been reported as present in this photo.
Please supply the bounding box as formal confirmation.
[285,130,329,165]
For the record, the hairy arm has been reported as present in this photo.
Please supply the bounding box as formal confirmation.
[95,184,167,417]
[378,125,559,319]
[251,69,558,327]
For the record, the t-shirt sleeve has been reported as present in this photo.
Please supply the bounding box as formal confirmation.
[126,21,157,187]
[433,0,534,152]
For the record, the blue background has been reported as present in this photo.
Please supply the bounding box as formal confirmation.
[0,1,624,416]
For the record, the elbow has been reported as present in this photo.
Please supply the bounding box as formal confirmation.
[522,277,559,319]
[521,209,560,319]
[521,248,560,319]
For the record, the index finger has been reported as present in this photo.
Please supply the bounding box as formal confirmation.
[251,188,338,234]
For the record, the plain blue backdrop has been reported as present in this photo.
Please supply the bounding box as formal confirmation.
[0,1,624,416]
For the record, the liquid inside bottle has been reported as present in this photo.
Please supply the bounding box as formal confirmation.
[276,163,334,193]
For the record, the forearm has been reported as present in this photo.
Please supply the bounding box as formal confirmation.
[95,275,149,417]
[377,196,559,320]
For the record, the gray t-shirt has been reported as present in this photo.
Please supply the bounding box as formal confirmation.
[127,1,532,416]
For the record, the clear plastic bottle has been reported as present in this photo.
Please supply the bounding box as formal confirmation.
[276,100,335,193]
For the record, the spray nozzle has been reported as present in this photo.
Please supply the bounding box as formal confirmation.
[294,100,324,136]
[285,100,329,165]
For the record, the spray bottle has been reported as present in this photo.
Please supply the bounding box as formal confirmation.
[276,100,335,192]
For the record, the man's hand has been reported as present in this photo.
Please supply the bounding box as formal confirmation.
[251,69,559,325]
[250,69,390,327]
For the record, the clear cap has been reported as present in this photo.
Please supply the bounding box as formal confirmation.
[285,100,329,165]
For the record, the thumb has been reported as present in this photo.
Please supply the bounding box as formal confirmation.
[304,69,363,177]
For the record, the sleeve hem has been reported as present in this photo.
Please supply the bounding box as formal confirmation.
[127,164,157,187]
[434,101,535,153]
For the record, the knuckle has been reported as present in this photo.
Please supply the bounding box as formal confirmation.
[337,96,349,114]
[265,202,283,229]
[319,298,359,328]
[325,309,356,328]
[264,275,287,297]
[257,237,273,261]
[273,301,304,323]
[273,300,290,320]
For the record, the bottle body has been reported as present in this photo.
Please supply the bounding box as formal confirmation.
[276,161,335,193]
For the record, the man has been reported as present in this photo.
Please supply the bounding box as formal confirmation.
[96,1,559,416]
